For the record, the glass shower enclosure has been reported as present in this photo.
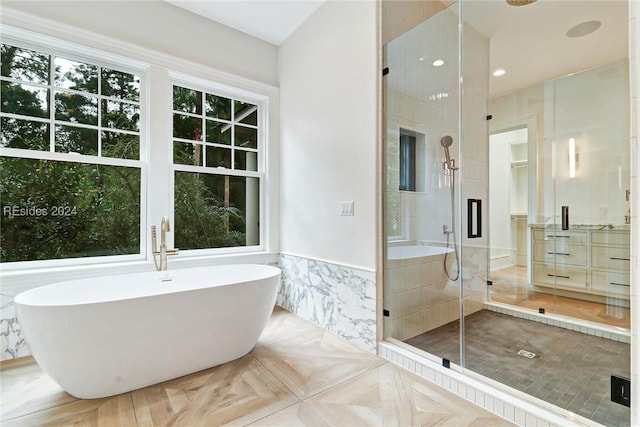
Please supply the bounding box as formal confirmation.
[382,1,631,425]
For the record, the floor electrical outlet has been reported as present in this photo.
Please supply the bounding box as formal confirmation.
[611,375,631,407]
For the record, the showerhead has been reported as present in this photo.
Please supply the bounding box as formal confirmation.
[440,135,454,169]
[440,135,454,148]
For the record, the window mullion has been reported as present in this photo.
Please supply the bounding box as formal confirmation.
[49,54,55,153]
[98,65,102,157]
[0,76,50,90]
[0,146,142,168]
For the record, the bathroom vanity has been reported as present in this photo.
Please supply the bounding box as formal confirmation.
[530,224,630,306]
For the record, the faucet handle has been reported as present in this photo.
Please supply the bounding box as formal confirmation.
[161,216,170,232]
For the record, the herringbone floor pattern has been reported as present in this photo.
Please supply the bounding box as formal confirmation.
[1,307,512,426]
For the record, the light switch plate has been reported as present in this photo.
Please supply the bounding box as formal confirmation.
[340,201,354,216]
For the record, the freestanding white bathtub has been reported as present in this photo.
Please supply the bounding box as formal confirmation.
[14,264,281,399]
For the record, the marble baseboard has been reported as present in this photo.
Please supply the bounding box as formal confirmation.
[277,254,376,353]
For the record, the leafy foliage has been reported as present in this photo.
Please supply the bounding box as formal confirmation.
[0,158,140,262]
[1,43,141,262]
[0,44,257,263]
[174,172,246,250]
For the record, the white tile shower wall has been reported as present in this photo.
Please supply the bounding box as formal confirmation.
[384,252,465,341]
[383,245,486,342]
[277,254,376,353]
[384,7,459,247]
[383,270,455,340]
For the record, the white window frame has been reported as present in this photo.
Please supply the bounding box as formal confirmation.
[0,28,149,270]
[0,24,278,274]
[169,71,268,256]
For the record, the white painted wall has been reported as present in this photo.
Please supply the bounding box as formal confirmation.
[278,1,378,270]
[489,131,513,260]
[489,127,528,265]
[491,60,630,226]
[0,1,279,86]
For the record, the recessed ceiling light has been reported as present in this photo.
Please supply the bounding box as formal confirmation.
[566,20,601,38]
[493,69,506,77]
[506,0,537,6]
[432,59,444,67]
[419,57,425,62]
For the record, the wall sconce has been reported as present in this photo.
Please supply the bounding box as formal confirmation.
[569,137,576,178]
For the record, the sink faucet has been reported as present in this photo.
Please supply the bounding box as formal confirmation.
[152,216,179,271]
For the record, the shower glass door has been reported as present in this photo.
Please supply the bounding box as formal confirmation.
[382,1,464,366]
[383,0,631,425]
[543,60,631,329]
[469,0,631,425]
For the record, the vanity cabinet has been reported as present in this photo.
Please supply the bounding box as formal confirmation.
[531,227,630,301]
[590,231,631,300]
[532,230,588,291]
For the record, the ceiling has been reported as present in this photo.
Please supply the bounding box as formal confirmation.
[164,0,325,45]
[463,0,628,97]
[165,0,628,97]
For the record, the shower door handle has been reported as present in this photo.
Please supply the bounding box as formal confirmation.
[561,206,569,230]
[467,198,482,238]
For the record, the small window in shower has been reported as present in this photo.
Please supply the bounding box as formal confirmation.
[399,132,416,191]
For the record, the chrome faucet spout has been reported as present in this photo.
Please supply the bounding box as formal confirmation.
[152,216,179,271]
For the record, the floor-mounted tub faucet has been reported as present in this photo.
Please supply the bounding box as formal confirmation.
[152,216,179,271]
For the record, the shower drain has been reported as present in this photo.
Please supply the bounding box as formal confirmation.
[517,349,536,359]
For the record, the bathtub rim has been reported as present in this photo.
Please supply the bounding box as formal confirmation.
[14,263,281,307]
[386,244,454,261]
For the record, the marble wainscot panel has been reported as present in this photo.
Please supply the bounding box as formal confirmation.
[1,296,29,360]
[1,275,38,360]
[0,263,152,361]
[277,254,376,353]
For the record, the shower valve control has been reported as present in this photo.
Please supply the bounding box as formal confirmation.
[443,224,453,235]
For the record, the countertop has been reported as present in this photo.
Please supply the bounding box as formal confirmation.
[530,223,630,231]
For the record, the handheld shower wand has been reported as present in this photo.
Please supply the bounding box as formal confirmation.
[440,135,460,281]
[440,135,458,170]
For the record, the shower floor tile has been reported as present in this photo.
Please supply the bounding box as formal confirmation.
[406,309,631,426]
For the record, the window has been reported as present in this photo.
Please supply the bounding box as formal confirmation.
[0,43,144,264]
[399,132,416,191]
[172,83,262,251]
[0,28,274,269]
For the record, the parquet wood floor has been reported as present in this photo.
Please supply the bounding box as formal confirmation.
[1,307,513,426]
